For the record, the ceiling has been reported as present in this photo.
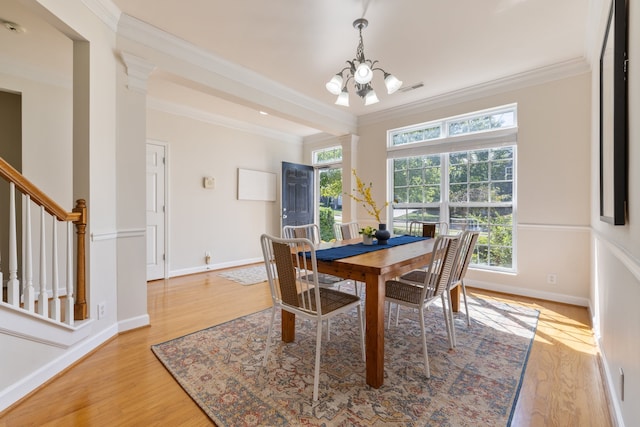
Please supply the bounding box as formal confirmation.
[1,0,595,139]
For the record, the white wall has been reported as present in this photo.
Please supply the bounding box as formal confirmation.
[0,0,131,410]
[590,0,640,425]
[147,108,303,275]
[354,72,592,305]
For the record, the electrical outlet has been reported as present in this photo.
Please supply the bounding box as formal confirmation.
[97,302,106,320]
[546,274,557,285]
[205,251,211,265]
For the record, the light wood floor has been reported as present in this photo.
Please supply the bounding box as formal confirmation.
[1,268,612,426]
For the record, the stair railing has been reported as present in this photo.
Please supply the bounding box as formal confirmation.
[0,157,87,324]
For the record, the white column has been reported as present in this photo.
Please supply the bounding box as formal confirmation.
[340,134,360,224]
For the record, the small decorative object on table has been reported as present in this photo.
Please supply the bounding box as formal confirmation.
[360,226,377,245]
[347,169,390,246]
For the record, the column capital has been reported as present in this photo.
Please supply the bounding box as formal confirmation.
[121,52,156,93]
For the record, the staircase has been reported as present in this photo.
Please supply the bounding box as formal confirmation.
[0,157,90,347]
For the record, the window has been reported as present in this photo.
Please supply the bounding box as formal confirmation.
[388,105,517,272]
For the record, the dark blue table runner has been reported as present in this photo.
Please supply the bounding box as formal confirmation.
[306,235,428,262]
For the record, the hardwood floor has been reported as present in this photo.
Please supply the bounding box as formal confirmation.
[1,268,612,426]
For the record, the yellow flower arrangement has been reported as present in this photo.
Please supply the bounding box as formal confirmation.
[347,169,388,224]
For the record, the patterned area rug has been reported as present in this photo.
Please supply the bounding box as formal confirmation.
[218,265,270,285]
[151,294,538,426]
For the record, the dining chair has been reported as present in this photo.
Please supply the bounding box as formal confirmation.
[409,221,436,238]
[333,221,360,241]
[384,235,459,377]
[408,220,449,237]
[332,221,363,295]
[283,224,357,295]
[260,233,365,401]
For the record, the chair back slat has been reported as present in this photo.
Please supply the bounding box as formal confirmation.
[332,222,360,240]
[450,231,479,284]
[421,235,459,299]
[283,224,321,244]
[262,234,321,314]
[271,241,302,308]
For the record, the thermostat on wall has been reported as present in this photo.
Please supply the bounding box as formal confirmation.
[203,176,215,189]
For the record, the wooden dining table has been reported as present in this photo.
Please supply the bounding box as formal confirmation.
[281,236,461,389]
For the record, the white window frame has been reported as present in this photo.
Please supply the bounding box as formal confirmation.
[387,105,518,273]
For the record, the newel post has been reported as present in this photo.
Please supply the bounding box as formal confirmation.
[73,199,88,320]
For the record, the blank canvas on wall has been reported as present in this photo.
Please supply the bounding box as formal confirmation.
[237,168,276,201]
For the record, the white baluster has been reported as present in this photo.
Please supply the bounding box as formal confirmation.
[65,222,74,326]
[51,217,61,321]
[7,183,20,306]
[38,207,49,317]
[23,196,35,312]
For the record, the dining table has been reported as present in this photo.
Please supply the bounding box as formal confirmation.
[282,235,461,389]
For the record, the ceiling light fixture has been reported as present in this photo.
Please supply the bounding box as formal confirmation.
[325,18,402,107]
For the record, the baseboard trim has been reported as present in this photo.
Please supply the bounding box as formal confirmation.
[467,279,590,307]
[118,314,150,333]
[0,323,118,412]
[169,257,263,278]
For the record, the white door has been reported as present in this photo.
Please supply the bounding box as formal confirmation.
[146,142,166,281]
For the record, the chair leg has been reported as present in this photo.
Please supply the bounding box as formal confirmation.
[418,307,430,378]
[357,305,365,361]
[442,294,456,348]
[262,307,277,367]
[461,280,471,326]
[313,319,323,401]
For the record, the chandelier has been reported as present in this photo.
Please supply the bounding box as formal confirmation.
[325,18,402,107]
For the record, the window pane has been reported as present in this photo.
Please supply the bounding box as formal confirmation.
[313,146,342,165]
[469,183,489,202]
[449,184,468,203]
[392,207,441,234]
[391,125,442,146]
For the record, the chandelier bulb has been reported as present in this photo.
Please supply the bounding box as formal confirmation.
[354,63,373,84]
[335,88,350,107]
[384,73,403,94]
[325,74,344,95]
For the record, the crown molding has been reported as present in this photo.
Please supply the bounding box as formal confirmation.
[117,13,356,135]
[82,0,121,32]
[147,97,303,145]
[359,57,591,126]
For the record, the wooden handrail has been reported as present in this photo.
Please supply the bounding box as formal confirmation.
[0,156,88,320]
[0,157,81,223]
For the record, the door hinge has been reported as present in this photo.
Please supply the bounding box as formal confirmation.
[162,157,166,165]
[162,254,165,261]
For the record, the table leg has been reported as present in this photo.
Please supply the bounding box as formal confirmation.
[281,311,295,342]
[364,273,385,388]
[450,286,460,312]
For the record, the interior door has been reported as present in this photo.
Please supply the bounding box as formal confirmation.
[281,162,314,230]
[146,142,166,281]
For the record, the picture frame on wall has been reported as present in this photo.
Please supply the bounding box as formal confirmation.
[599,0,628,225]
